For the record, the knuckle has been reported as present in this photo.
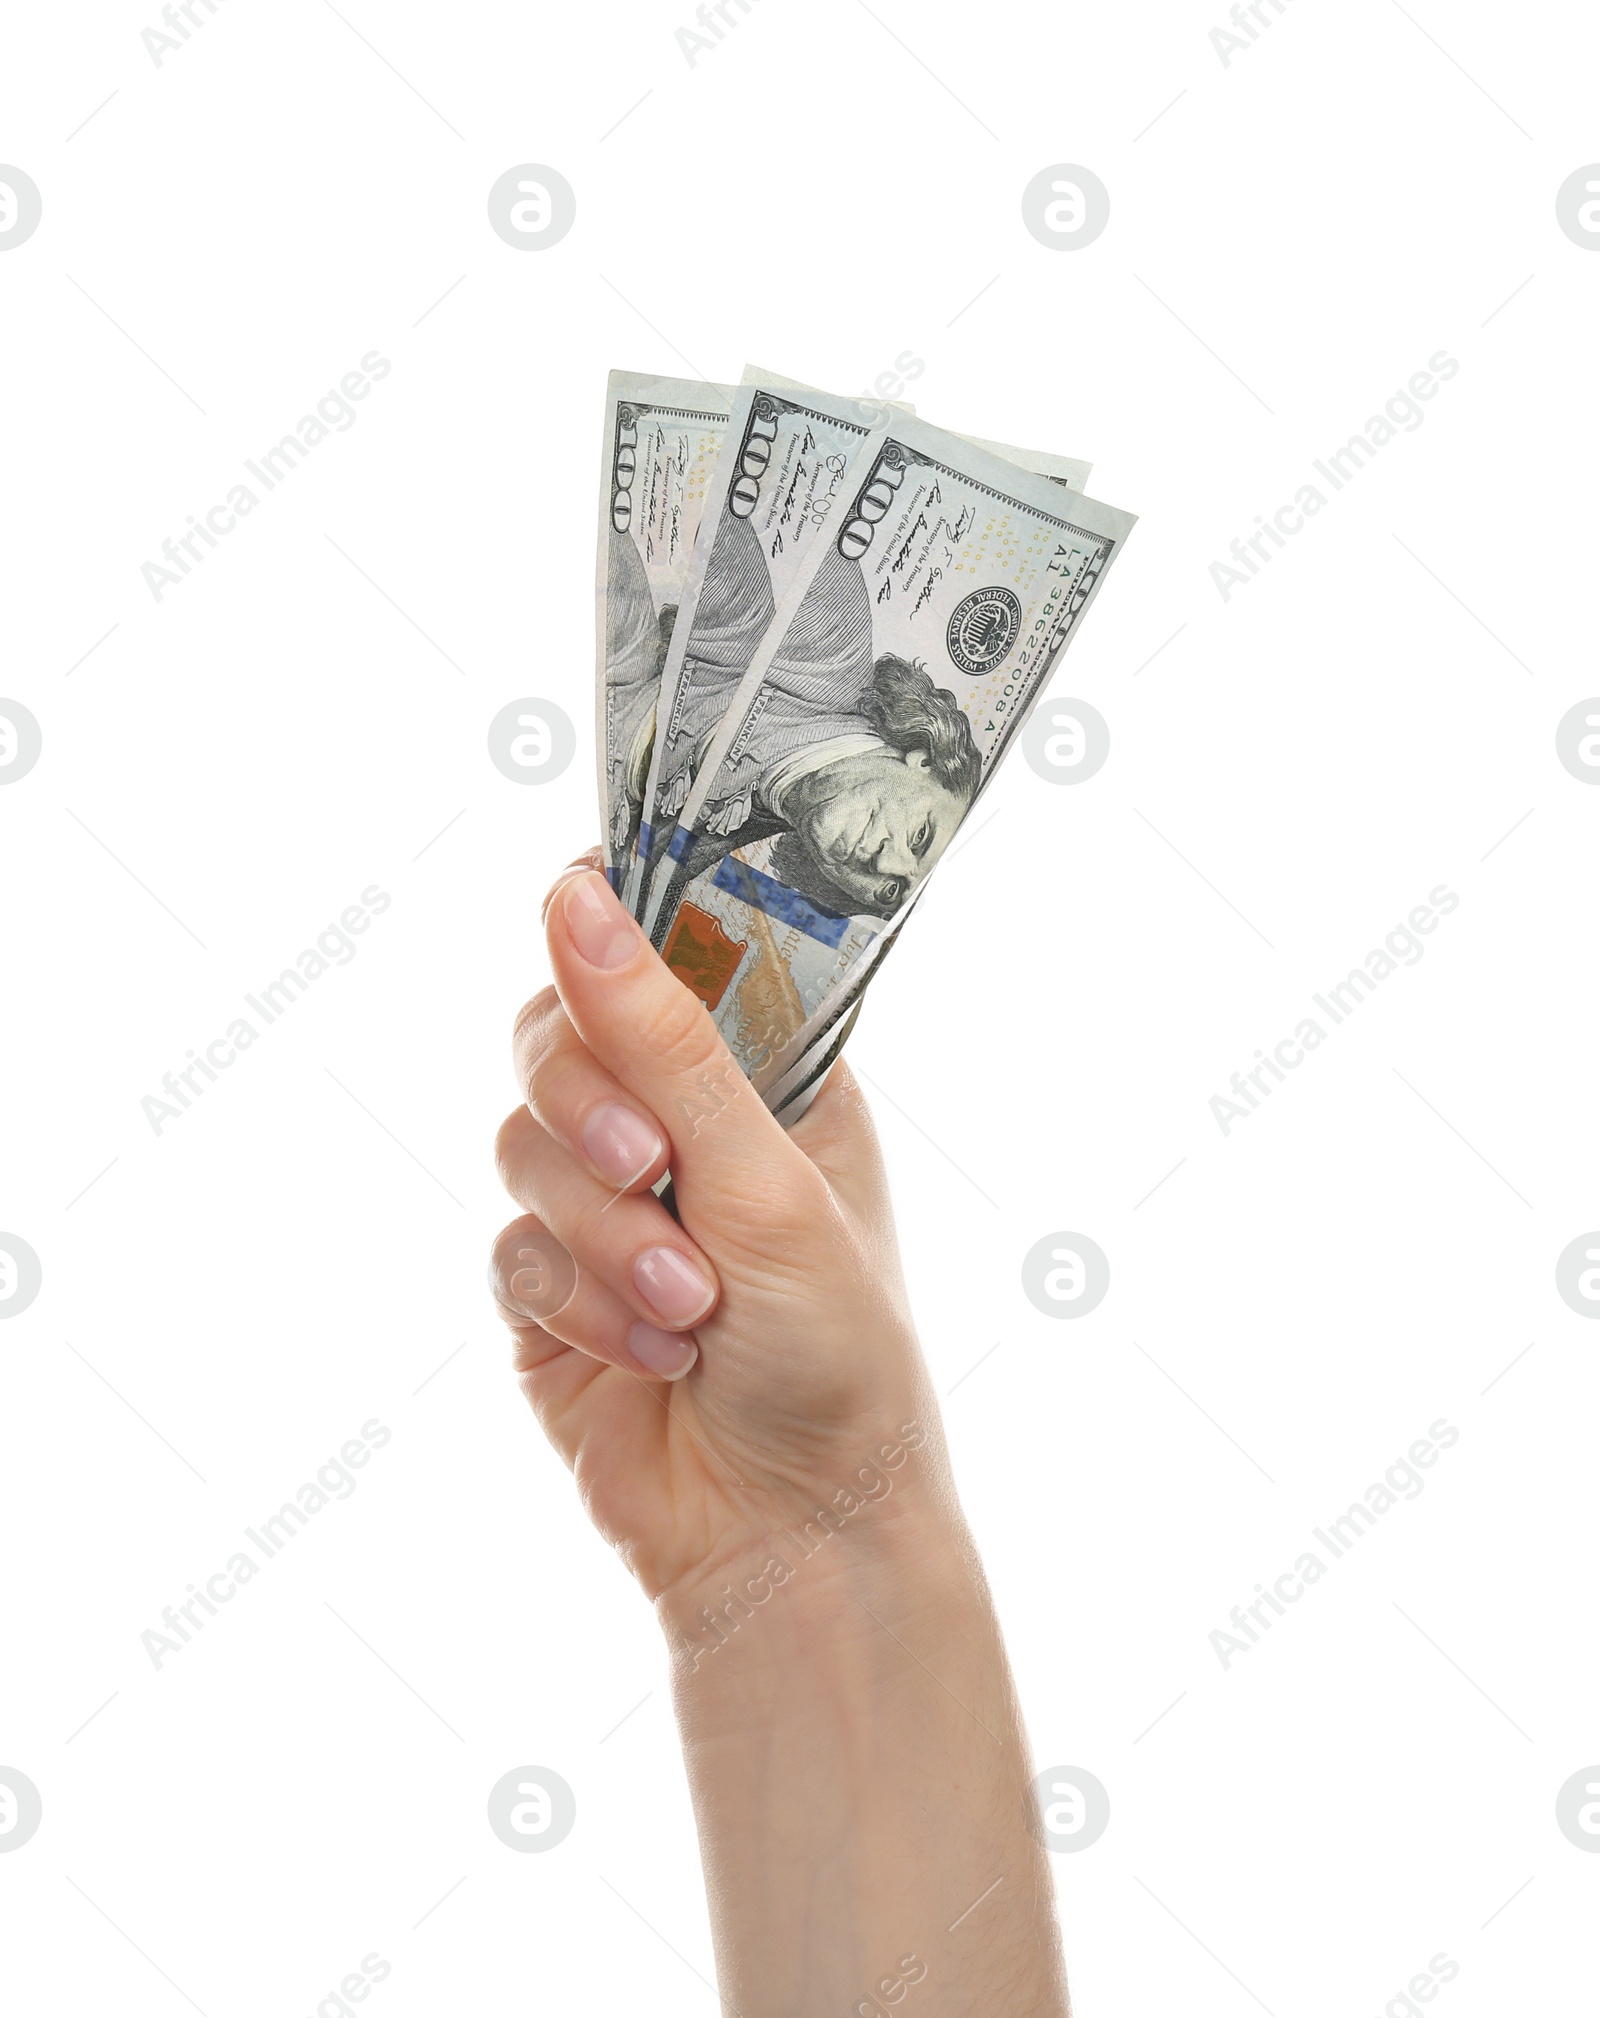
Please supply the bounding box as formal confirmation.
[486,1218,531,1324]
[490,1211,540,1271]
[493,1105,538,1188]
[524,1041,588,1134]
[490,1213,579,1324]
[511,986,565,1076]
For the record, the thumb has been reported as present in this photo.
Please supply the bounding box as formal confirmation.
[545,869,821,1223]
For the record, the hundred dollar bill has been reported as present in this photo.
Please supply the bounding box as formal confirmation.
[626,375,893,919]
[724,380,1099,1116]
[644,412,1136,1090]
[597,371,734,888]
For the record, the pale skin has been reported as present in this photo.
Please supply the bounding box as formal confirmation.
[491,850,1071,2016]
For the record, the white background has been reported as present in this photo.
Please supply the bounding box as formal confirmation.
[2,0,1597,2011]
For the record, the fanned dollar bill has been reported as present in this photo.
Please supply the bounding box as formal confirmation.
[596,371,734,888]
[642,411,1136,1090]
[626,374,890,918]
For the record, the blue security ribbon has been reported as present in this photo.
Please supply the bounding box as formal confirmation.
[711,854,850,948]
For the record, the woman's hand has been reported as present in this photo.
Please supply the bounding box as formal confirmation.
[490,849,1070,2015]
[490,850,951,1615]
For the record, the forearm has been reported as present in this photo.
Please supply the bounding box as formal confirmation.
[660,1497,1069,2017]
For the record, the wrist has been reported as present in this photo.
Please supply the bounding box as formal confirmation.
[656,1444,986,1690]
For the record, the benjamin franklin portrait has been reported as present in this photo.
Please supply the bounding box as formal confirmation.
[649,513,981,923]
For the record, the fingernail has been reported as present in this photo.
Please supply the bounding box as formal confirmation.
[562,872,640,970]
[626,1321,698,1382]
[633,1245,716,1328]
[581,1103,665,1189]
[541,855,600,923]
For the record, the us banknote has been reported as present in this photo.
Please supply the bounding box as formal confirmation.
[596,371,734,888]
[625,374,890,918]
[717,379,1100,1111]
[642,412,1136,1091]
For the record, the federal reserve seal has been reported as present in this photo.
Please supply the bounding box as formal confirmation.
[946,587,1022,674]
